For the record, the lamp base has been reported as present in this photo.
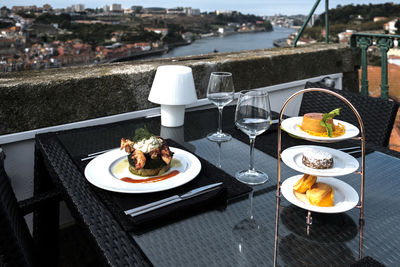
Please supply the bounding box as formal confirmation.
[160,105,185,127]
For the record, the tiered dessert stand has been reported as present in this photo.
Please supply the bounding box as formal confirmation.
[273,88,366,266]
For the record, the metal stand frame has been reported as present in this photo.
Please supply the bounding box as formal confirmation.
[273,88,366,266]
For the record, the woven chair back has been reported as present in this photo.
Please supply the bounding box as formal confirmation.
[300,82,399,147]
[0,151,35,267]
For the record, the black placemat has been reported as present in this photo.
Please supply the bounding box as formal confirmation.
[61,139,252,233]
[226,124,373,159]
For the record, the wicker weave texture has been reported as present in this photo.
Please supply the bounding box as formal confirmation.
[36,135,152,267]
[0,155,34,267]
[300,86,399,147]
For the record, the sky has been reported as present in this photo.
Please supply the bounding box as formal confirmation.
[1,0,395,16]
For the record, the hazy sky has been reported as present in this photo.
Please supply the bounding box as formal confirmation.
[1,1,394,16]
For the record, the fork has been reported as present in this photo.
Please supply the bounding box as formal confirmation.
[81,148,115,161]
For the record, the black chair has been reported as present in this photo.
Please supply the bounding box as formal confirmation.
[300,81,399,147]
[0,148,61,266]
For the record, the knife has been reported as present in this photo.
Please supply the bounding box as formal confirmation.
[124,182,223,217]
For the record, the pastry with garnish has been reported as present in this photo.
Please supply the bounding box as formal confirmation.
[302,148,333,169]
[300,108,345,138]
[120,127,173,176]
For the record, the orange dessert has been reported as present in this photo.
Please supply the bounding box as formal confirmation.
[293,174,317,193]
[301,113,334,133]
[299,108,346,138]
[306,182,334,207]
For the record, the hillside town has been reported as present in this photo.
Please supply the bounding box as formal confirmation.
[0,4,273,72]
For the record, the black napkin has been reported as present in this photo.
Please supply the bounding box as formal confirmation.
[66,139,252,233]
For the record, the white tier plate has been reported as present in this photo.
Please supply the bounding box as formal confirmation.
[281,117,359,141]
[84,147,201,193]
[281,175,359,214]
[281,145,359,177]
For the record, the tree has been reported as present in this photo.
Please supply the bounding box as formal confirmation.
[396,20,400,35]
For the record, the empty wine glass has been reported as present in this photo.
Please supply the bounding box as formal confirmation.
[207,72,235,142]
[235,90,271,185]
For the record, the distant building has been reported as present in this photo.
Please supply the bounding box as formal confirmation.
[74,4,85,12]
[143,7,167,14]
[373,17,388,22]
[167,8,185,15]
[131,6,143,14]
[124,8,133,14]
[216,10,233,16]
[110,4,122,12]
[12,6,37,12]
[184,7,200,16]
[103,5,110,12]
[144,27,168,37]
[384,19,399,34]
[338,29,356,44]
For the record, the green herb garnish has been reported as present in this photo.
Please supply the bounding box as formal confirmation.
[319,108,341,137]
[132,126,154,142]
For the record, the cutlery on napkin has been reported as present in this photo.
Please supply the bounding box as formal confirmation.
[125,182,223,217]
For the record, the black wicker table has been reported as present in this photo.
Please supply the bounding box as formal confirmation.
[34,106,400,266]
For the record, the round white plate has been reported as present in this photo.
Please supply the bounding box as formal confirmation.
[84,147,201,193]
[281,175,359,214]
[281,145,359,177]
[281,117,360,142]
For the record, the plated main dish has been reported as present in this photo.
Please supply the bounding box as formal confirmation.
[120,127,174,177]
[84,127,202,193]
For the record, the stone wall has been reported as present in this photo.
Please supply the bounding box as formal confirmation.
[0,43,359,135]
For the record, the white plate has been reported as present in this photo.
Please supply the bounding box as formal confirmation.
[281,145,359,177]
[84,147,201,193]
[281,175,359,214]
[281,117,360,142]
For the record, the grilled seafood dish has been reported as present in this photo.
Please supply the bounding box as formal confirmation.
[120,128,173,176]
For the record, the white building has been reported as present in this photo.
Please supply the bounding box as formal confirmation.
[216,10,233,16]
[184,7,200,16]
[74,4,85,12]
[103,5,110,12]
[384,19,399,34]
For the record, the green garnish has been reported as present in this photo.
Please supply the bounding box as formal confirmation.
[132,126,154,142]
[319,108,341,137]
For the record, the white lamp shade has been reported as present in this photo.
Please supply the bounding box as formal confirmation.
[148,65,198,105]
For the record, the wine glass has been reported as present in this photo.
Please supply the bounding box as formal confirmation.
[235,90,271,185]
[206,72,235,142]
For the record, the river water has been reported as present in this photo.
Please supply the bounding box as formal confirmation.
[161,26,296,58]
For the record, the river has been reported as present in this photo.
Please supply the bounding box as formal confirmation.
[160,27,296,58]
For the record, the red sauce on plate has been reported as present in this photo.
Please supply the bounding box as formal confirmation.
[120,170,180,184]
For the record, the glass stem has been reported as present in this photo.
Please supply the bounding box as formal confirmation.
[249,136,256,171]
[249,189,254,220]
[217,107,223,135]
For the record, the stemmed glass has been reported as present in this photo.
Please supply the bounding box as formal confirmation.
[207,72,235,142]
[234,90,271,185]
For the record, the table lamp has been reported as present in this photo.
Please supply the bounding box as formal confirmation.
[148,65,198,127]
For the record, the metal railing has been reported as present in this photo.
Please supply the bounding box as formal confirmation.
[293,0,329,47]
[294,0,400,100]
[350,33,400,100]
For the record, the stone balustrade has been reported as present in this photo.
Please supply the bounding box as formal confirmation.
[0,43,359,136]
